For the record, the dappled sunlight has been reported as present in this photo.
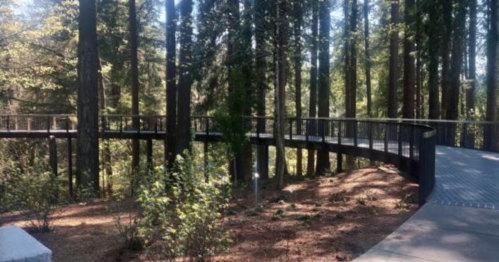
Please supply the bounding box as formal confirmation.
[217,166,418,262]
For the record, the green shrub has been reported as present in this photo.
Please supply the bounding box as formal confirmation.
[138,153,231,262]
[1,169,59,232]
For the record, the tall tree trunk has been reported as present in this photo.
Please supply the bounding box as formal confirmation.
[128,0,140,171]
[415,0,422,119]
[237,0,254,182]
[486,0,499,151]
[316,0,331,176]
[176,0,193,155]
[294,1,303,177]
[307,0,318,176]
[445,0,467,146]
[388,0,399,118]
[165,0,177,167]
[467,0,476,119]
[275,0,288,188]
[345,0,358,170]
[255,0,269,180]
[97,57,112,196]
[466,0,477,147]
[77,0,99,194]
[364,0,372,118]
[403,0,415,119]
[344,0,351,120]
[427,0,440,119]
[441,0,452,119]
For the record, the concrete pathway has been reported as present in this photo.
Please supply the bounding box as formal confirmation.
[355,146,499,262]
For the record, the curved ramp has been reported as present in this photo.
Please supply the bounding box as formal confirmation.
[354,146,499,262]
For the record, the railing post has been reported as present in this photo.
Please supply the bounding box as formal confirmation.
[338,121,342,145]
[337,121,343,173]
[306,119,309,142]
[384,123,389,154]
[353,121,358,147]
[120,116,123,133]
[155,117,158,135]
[369,122,373,151]
[47,116,51,133]
[257,117,261,139]
[409,125,415,174]
[205,117,210,138]
[6,116,10,132]
[289,118,293,140]
[398,125,403,167]
[68,136,73,198]
[321,119,326,143]
[66,116,69,133]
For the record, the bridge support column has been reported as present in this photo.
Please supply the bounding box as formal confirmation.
[49,136,58,199]
[204,139,209,182]
[146,138,153,170]
[257,146,269,180]
[336,152,343,173]
[68,137,73,198]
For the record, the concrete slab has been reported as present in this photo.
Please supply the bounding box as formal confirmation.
[354,147,499,262]
[0,226,52,262]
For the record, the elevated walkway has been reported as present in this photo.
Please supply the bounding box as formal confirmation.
[355,146,499,262]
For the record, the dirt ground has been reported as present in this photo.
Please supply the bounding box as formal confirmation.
[1,165,418,262]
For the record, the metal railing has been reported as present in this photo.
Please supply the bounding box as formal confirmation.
[15,114,499,205]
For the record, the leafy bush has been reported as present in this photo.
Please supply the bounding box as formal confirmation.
[138,153,231,262]
[1,169,59,232]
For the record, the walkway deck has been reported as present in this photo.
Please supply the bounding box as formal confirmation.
[355,146,499,262]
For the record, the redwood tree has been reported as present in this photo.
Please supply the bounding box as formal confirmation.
[77,0,99,194]
[165,0,177,166]
[307,0,318,176]
[403,0,415,119]
[486,0,499,151]
[388,0,399,118]
[128,0,140,170]
[293,0,303,177]
[316,0,331,175]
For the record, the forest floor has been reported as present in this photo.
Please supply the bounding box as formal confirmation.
[1,165,418,262]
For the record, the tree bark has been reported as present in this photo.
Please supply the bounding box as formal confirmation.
[441,0,452,119]
[294,0,303,177]
[467,0,476,119]
[486,0,499,151]
[445,0,467,146]
[77,0,100,194]
[165,0,177,167]
[176,0,193,156]
[255,0,269,180]
[364,0,372,118]
[307,0,318,176]
[275,0,288,188]
[427,0,440,119]
[388,0,399,118]
[403,0,415,119]
[128,0,140,172]
[316,0,331,176]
